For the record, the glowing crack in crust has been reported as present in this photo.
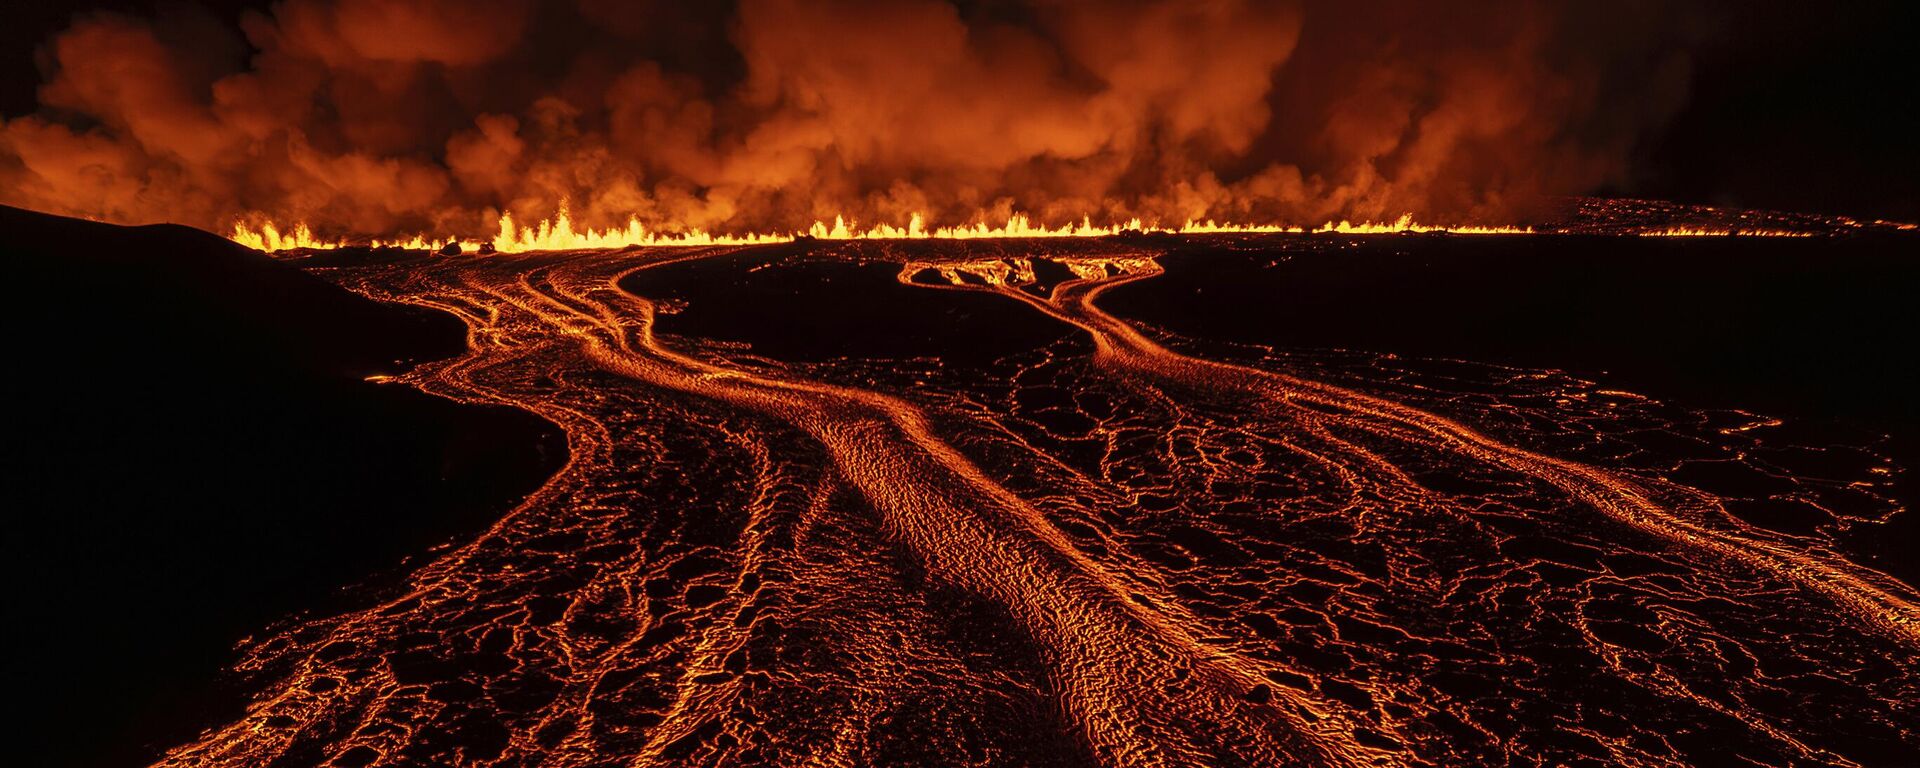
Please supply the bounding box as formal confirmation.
[901,253,1920,645]
[156,242,1918,767]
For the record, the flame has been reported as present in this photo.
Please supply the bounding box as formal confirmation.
[371,235,482,252]
[492,209,792,252]
[488,210,1530,251]
[1636,228,1817,237]
[1313,213,1533,234]
[228,222,341,251]
[804,213,1307,240]
[237,207,1884,254]
[232,221,483,252]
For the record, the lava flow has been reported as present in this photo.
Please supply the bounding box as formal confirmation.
[154,238,1919,767]
[226,198,1909,255]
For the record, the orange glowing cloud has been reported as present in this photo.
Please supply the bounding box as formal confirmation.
[0,0,1708,241]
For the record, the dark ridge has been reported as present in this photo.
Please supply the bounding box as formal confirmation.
[0,205,463,376]
[0,206,566,768]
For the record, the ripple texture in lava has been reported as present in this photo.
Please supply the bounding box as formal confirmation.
[157,241,1919,768]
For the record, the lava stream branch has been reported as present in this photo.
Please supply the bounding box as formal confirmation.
[502,253,1385,767]
[151,244,1919,768]
[901,253,1920,649]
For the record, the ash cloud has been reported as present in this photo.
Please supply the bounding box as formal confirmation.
[0,0,1703,237]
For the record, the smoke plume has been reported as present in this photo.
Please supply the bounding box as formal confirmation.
[0,0,1703,237]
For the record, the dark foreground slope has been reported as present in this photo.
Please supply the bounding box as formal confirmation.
[0,206,564,768]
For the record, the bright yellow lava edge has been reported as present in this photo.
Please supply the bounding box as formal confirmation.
[229,210,1841,254]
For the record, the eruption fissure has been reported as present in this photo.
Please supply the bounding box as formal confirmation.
[230,210,1550,254]
[229,206,1873,255]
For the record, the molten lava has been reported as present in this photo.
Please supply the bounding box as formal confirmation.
[227,199,1906,255]
[226,210,1539,255]
[147,234,1920,767]
[227,222,341,252]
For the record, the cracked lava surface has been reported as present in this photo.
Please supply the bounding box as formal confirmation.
[158,237,1918,767]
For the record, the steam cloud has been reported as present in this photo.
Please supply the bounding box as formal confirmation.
[0,0,1702,237]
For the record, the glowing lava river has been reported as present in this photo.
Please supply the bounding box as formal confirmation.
[158,237,1918,767]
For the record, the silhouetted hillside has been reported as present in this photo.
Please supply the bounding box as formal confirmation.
[0,206,565,768]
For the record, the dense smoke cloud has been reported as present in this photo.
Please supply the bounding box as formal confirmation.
[0,0,1702,237]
